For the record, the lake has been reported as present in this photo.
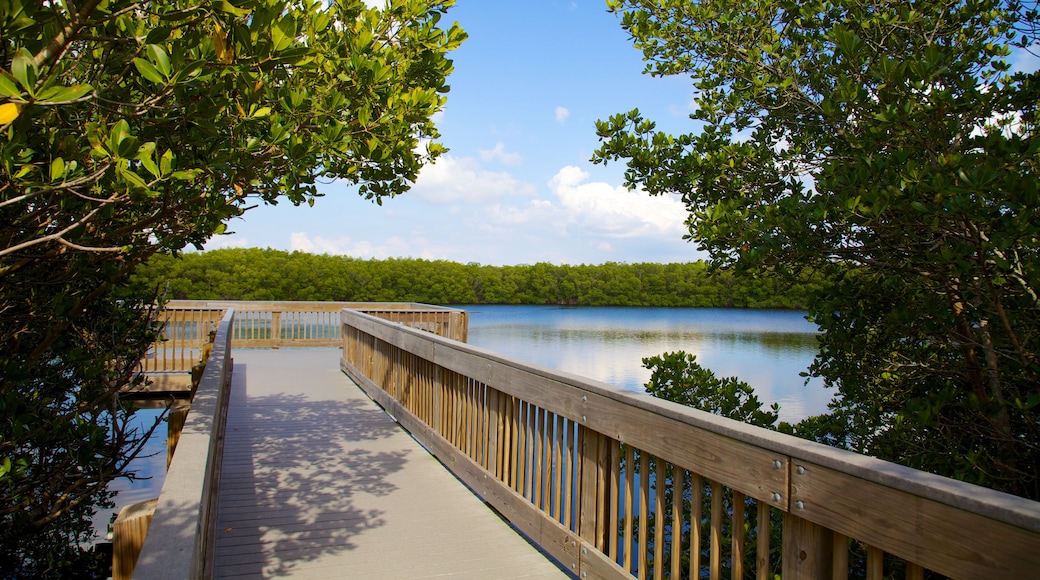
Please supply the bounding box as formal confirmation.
[462,305,832,423]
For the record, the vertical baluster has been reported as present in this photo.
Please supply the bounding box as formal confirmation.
[488,387,502,478]
[474,381,485,466]
[623,444,635,573]
[654,458,665,580]
[757,501,771,580]
[638,450,650,579]
[533,408,545,510]
[563,419,575,531]
[508,396,520,491]
[595,432,609,551]
[906,562,924,580]
[461,378,472,455]
[867,545,884,580]
[690,474,702,580]
[831,533,850,580]
[733,491,745,580]
[671,468,685,580]
[520,402,531,498]
[608,439,620,562]
[552,413,564,522]
[710,481,722,580]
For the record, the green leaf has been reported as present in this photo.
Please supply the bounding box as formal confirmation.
[134,58,165,84]
[137,142,159,177]
[0,74,22,99]
[145,26,172,44]
[50,157,65,181]
[218,0,252,17]
[160,150,174,176]
[171,169,203,180]
[146,45,172,77]
[108,119,131,153]
[34,84,92,103]
[10,50,36,96]
[117,164,148,189]
[271,18,295,52]
[251,106,271,118]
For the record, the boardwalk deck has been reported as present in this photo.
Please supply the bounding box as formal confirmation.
[214,348,569,579]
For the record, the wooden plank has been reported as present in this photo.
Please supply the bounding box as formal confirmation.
[781,512,833,580]
[710,480,722,580]
[654,458,665,580]
[733,491,745,580]
[112,498,157,580]
[790,459,1040,579]
[671,468,685,580]
[608,438,621,562]
[757,501,771,580]
[690,473,703,579]
[638,450,650,579]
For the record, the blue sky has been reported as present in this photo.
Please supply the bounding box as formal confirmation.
[206,1,705,265]
[207,1,1040,266]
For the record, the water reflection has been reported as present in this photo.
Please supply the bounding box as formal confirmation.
[92,405,170,541]
[464,305,833,423]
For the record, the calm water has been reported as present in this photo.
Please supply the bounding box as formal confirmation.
[463,305,832,423]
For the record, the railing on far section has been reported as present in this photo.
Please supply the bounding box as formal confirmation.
[339,308,1040,580]
[163,300,468,349]
[142,307,225,373]
[141,301,467,381]
[132,308,235,579]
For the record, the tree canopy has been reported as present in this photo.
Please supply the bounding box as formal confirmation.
[595,0,1040,498]
[129,247,823,308]
[0,0,464,573]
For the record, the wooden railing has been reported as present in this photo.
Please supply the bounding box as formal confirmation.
[131,309,235,579]
[339,308,1040,580]
[143,306,225,373]
[158,300,468,349]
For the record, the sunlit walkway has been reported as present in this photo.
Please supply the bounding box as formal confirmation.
[213,348,569,578]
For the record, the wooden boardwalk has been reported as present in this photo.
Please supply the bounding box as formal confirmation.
[214,348,569,579]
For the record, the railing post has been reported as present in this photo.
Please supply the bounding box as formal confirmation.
[578,427,610,552]
[782,512,834,580]
[270,310,282,347]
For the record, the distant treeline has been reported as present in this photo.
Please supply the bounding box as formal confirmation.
[130,248,823,308]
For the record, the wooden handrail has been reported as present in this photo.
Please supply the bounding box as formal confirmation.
[132,309,235,580]
[339,308,1040,580]
[160,300,468,348]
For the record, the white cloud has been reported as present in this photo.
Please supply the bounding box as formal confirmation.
[555,106,570,123]
[203,234,251,250]
[289,232,413,259]
[410,154,536,203]
[547,166,688,238]
[478,142,523,166]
